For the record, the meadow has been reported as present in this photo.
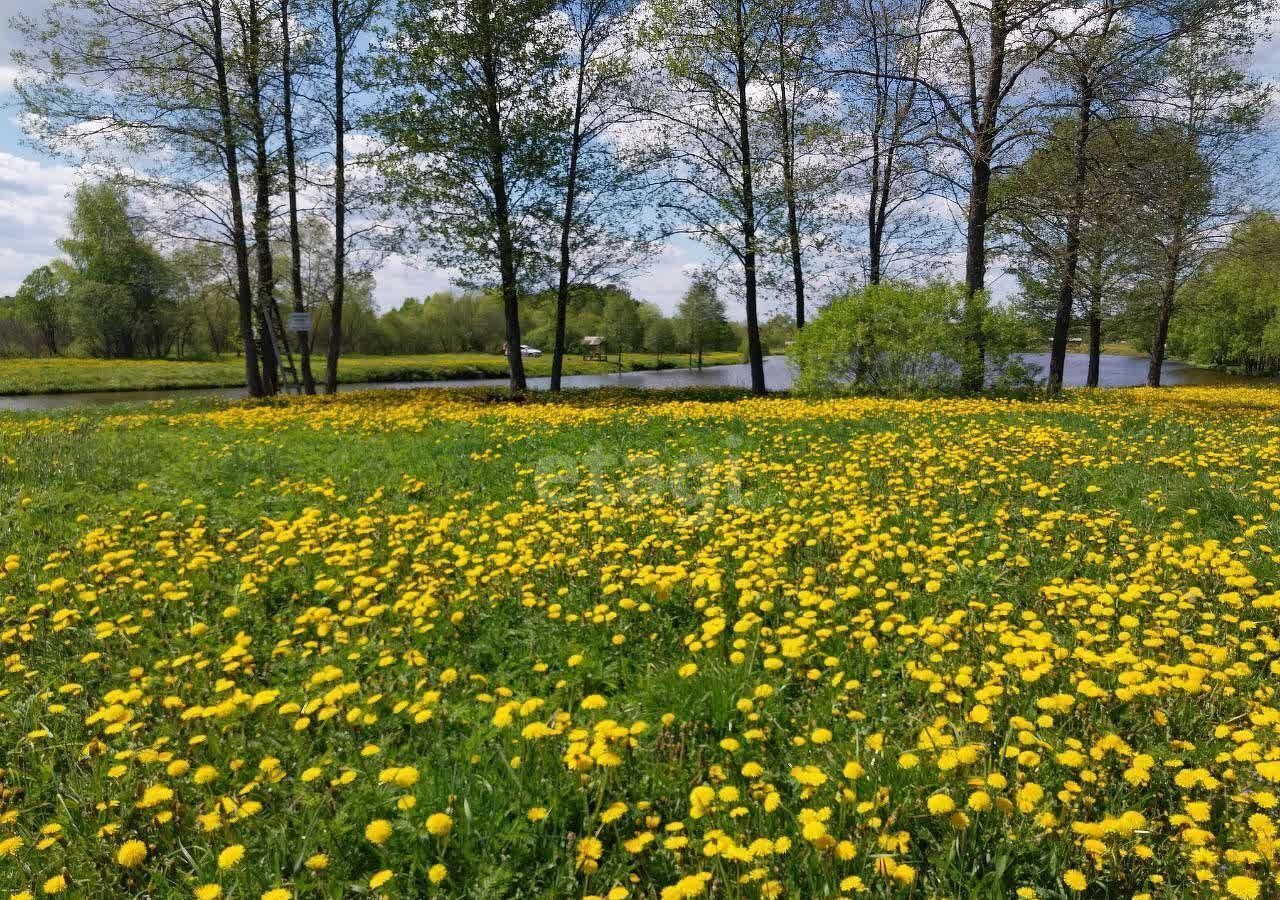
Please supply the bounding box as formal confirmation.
[0,352,741,395]
[1,386,1279,899]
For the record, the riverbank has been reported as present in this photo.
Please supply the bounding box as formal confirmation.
[1029,340,1149,358]
[0,351,742,395]
[0,352,1268,412]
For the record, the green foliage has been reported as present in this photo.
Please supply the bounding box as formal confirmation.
[759,313,796,353]
[56,182,177,358]
[646,317,676,359]
[995,118,1149,340]
[368,0,567,287]
[789,281,965,393]
[1169,212,1280,374]
[675,276,734,362]
[790,282,1038,394]
[601,292,644,353]
[373,285,682,357]
[13,265,69,356]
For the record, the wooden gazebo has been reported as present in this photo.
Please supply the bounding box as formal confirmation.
[581,336,606,361]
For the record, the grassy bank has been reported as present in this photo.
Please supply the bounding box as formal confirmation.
[1028,340,1149,358]
[0,351,742,395]
[1,385,1280,897]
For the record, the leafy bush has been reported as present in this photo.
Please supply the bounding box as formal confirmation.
[789,282,965,394]
[789,281,1039,394]
[788,281,1039,394]
[983,304,1042,392]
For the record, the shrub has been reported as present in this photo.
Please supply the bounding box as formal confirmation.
[790,282,1040,395]
[789,282,965,394]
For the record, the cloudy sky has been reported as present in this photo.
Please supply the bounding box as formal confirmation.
[1,0,1277,318]
[0,0,715,316]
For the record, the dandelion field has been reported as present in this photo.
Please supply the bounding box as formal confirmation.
[2,387,1280,899]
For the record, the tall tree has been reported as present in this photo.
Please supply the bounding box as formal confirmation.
[57,182,176,358]
[213,0,265,394]
[647,316,676,364]
[837,0,940,286]
[1035,0,1259,394]
[601,290,644,366]
[370,0,565,392]
[13,0,266,393]
[762,0,836,328]
[232,0,286,393]
[13,266,68,356]
[1169,213,1280,374]
[323,0,382,393]
[280,0,317,392]
[676,273,731,368]
[996,118,1145,387]
[857,0,1096,389]
[548,0,653,391]
[638,0,774,393]
[1133,42,1269,386]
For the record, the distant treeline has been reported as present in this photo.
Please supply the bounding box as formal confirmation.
[0,182,794,361]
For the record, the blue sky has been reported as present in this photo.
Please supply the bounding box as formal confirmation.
[1,0,1277,318]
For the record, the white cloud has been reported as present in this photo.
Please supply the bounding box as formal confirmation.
[0,150,79,295]
[625,236,702,315]
[371,254,455,309]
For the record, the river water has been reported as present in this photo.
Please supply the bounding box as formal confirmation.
[0,352,1269,412]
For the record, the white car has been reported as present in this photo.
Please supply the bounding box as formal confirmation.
[520,345,543,357]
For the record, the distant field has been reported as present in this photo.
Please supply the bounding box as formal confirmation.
[0,351,741,395]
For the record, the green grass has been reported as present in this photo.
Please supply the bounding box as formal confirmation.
[1,385,1279,898]
[1099,341,1146,357]
[0,351,743,395]
[1029,340,1148,358]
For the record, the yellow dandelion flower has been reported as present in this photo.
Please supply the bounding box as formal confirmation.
[116,839,147,867]
[217,844,245,870]
[1225,876,1261,900]
[425,812,453,837]
[365,819,393,845]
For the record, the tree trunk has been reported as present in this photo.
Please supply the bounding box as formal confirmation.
[256,306,278,393]
[865,10,916,288]
[1086,251,1103,388]
[736,0,765,395]
[960,14,1005,393]
[210,0,263,397]
[1148,190,1187,388]
[325,0,345,395]
[551,41,587,393]
[776,26,804,329]
[869,134,900,288]
[281,0,315,394]
[867,115,882,286]
[1047,79,1093,396]
[1147,261,1178,388]
[247,0,279,395]
[481,19,526,392]
[787,190,804,327]
[962,149,992,392]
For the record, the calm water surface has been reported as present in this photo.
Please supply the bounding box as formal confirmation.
[0,352,1268,412]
